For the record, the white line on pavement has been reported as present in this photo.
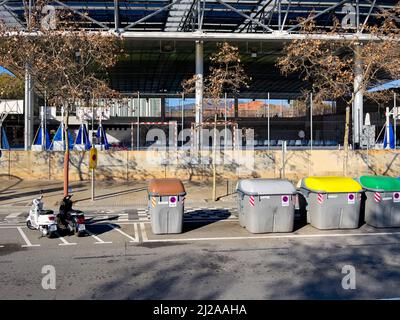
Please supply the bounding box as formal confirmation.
[5,212,23,219]
[0,226,23,229]
[85,230,112,244]
[0,245,4,248]
[56,233,77,246]
[143,231,400,243]
[140,223,148,241]
[17,227,40,247]
[134,223,139,241]
[108,224,138,243]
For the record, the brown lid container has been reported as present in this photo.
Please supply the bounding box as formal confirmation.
[148,178,186,196]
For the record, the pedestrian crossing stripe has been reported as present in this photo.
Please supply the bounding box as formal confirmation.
[151,197,157,208]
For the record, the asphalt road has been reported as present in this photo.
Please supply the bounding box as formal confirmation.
[1,216,400,300]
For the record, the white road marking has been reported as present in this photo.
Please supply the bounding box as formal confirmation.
[5,212,23,219]
[140,223,148,241]
[381,297,400,300]
[56,233,77,246]
[143,231,400,243]
[108,224,138,243]
[0,226,25,229]
[85,229,112,244]
[134,223,139,241]
[17,227,40,247]
[0,245,4,248]
[184,219,238,223]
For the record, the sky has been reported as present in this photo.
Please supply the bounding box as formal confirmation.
[0,66,14,76]
[368,79,400,92]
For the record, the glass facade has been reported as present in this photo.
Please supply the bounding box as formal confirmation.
[109,98,161,117]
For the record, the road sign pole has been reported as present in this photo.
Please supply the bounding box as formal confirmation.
[367,139,370,174]
[395,92,397,149]
[91,168,95,201]
[89,147,98,201]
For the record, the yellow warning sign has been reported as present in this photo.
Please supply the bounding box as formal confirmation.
[89,147,98,170]
[151,197,157,208]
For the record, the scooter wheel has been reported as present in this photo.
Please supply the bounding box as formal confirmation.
[76,230,85,237]
[47,232,56,239]
[26,220,36,230]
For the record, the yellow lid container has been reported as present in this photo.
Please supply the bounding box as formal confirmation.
[301,176,363,193]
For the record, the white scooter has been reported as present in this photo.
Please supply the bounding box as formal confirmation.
[26,193,58,238]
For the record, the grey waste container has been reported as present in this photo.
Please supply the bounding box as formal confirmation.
[299,176,363,230]
[236,179,296,233]
[148,178,186,234]
[358,175,400,228]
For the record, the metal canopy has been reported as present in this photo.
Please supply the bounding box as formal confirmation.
[0,1,397,33]
[112,40,304,97]
[0,1,398,96]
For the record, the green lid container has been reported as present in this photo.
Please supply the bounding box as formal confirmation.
[359,175,400,192]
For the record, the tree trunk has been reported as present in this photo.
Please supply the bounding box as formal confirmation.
[343,105,350,176]
[212,113,217,201]
[63,107,70,196]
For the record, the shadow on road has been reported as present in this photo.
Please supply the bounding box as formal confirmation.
[183,209,234,232]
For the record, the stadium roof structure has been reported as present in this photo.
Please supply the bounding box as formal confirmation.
[0,0,398,34]
[0,1,399,96]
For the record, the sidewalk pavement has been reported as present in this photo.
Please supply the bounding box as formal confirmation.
[0,178,237,212]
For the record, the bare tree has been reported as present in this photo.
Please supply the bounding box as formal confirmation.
[182,42,249,200]
[277,5,400,174]
[0,1,121,195]
[183,42,249,110]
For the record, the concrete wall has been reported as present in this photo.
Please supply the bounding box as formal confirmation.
[0,150,399,183]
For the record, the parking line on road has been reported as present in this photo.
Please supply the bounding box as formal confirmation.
[56,233,77,246]
[140,223,148,241]
[17,227,40,247]
[142,231,400,243]
[86,230,112,244]
[0,245,4,248]
[134,223,139,241]
[0,224,32,228]
[5,212,23,219]
[108,224,139,243]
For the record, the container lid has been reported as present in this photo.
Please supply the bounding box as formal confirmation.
[359,175,400,192]
[148,178,186,196]
[301,176,362,193]
[236,179,296,195]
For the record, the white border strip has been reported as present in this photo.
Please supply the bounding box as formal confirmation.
[140,223,148,241]
[134,223,139,240]
[108,223,139,243]
[17,227,40,247]
[143,231,400,243]
[56,233,77,246]
[5,212,23,219]
[86,230,112,244]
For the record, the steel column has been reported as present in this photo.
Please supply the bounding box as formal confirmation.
[24,67,33,150]
[195,40,203,135]
[114,0,119,30]
[353,43,363,146]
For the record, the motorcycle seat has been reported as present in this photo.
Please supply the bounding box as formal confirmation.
[40,210,54,215]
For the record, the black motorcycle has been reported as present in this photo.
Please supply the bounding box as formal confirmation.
[57,195,86,237]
